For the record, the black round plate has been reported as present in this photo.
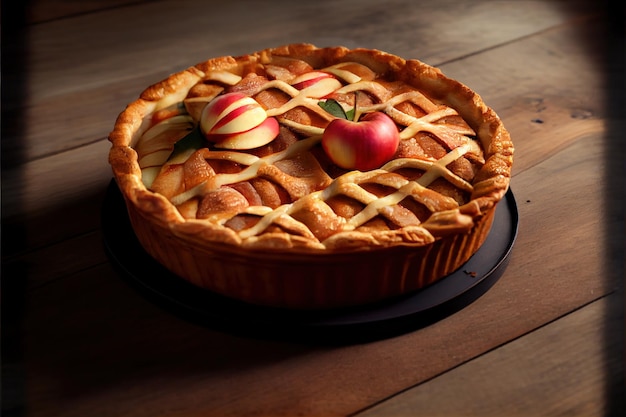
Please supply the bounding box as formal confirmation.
[102,180,518,344]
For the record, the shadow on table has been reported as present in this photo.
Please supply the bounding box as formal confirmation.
[601,1,625,415]
[2,1,32,417]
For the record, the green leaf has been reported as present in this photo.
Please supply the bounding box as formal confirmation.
[318,99,348,119]
[345,107,356,121]
[168,126,205,161]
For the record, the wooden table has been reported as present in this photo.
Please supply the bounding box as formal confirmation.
[2,1,623,415]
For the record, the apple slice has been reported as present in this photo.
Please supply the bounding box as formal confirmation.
[201,92,280,149]
[212,117,280,150]
[201,92,268,134]
[291,71,333,89]
[322,112,400,171]
[291,71,342,98]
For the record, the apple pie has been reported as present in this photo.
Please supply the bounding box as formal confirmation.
[108,44,514,309]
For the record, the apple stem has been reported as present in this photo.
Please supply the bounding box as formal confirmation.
[352,92,360,122]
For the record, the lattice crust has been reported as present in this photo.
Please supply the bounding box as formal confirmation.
[109,44,513,253]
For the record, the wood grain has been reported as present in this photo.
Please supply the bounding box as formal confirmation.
[2,1,619,416]
[27,0,148,23]
[20,0,598,160]
[438,13,607,176]
[2,139,112,256]
[356,293,622,417]
[20,132,610,416]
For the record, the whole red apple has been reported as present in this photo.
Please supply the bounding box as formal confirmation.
[322,112,400,171]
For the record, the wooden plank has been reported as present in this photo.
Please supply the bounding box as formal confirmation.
[2,138,112,219]
[27,0,149,23]
[27,0,584,99]
[17,231,109,291]
[18,0,600,160]
[437,14,607,176]
[5,2,618,417]
[18,132,611,417]
[355,293,623,417]
[1,139,113,256]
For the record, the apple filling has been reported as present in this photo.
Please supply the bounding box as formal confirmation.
[134,58,485,247]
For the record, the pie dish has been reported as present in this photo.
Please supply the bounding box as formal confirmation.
[108,44,514,309]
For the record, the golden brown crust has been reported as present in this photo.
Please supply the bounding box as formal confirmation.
[109,44,512,254]
[107,44,513,308]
